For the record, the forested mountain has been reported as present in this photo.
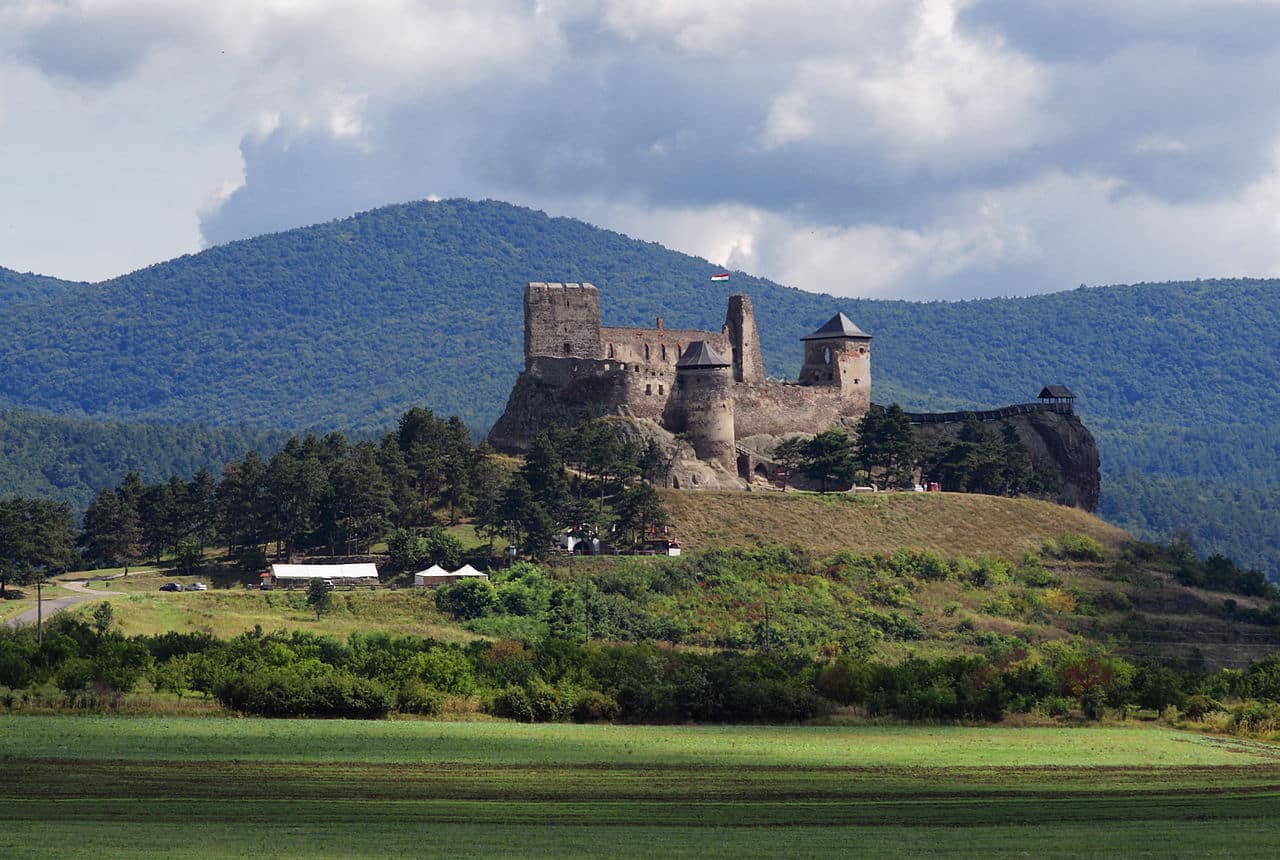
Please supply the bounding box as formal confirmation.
[0,267,81,309]
[0,198,1277,571]
[0,409,287,515]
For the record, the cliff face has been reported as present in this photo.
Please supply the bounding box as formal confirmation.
[911,409,1101,511]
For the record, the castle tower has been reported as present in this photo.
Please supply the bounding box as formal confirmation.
[523,282,602,367]
[674,341,736,470]
[725,294,765,384]
[799,312,871,409]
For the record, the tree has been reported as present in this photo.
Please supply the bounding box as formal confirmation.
[0,498,77,595]
[306,578,333,619]
[613,483,669,545]
[772,437,807,491]
[800,430,859,492]
[80,488,140,568]
[854,405,918,490]
[136,482,176,564]
[91,602,114,637]
[175,537,203,575]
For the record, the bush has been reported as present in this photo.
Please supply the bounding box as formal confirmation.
[396,678,445,715]
[573,689,620,722]
[435,578,499,620]
[1184,694,1221,721]
[216,664,392,718]
[1056,534,1106,562]
[488,679,576,722]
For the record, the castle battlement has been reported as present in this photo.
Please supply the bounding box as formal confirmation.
[491,282,873,476]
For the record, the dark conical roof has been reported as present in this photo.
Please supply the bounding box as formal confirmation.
[801,312,870,340]
[676,340,730,368]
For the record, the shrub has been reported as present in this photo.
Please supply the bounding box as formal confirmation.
[1042,588,1077,614]
[489,679,576,722]
[435,578,499,620]
[1042,696,1076,718]
[573,689,620,722]
[396,678,445,715]
[1056,534,1106,562]
[1230,701,1280,734]
[1183,694,1221,721]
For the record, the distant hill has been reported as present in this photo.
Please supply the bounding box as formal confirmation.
[0,409,287,514]
[0,267,82,309]
[0,198,1276,571]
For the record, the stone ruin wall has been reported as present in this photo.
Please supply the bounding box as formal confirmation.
[731,380,868,439]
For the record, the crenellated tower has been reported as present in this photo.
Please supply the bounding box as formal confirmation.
[523,282,602,367]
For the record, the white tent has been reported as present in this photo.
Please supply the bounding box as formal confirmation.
[269,563,379,587]
[412,564,489,588]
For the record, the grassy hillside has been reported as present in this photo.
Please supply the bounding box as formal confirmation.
[54,491,1280,670]
[0,198,1277,570]
[662,491,1129,560]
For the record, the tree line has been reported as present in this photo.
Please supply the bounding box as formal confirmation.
[774,405,1056,495]
[0,408,673,592]
[6,612,1280,727]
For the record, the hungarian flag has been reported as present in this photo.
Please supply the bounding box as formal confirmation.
[711,273,730,282]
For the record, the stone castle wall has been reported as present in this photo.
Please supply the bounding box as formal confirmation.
[599,325,729,367]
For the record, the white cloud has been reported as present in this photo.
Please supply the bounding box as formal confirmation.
[3,0,1280,301]
[763,0,1050,168]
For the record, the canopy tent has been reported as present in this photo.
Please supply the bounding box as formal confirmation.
[412,564,489,587]
[268,563,379,587]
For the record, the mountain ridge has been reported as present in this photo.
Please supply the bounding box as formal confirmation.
[1,198,1276,571]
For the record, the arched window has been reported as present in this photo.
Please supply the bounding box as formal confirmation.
[607,344,615,358]
[564,342,572,355]
[644,344,651,361]
[660,344,667,361]
[823,346,832,365]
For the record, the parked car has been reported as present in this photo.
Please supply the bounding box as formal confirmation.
[159,583,183,592]
[322,579,336,591]
[187,582,208,591]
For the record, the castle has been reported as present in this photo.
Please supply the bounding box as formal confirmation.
[488,282,873,479]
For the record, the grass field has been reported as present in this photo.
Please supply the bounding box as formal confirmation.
[57,583,476,642]
[4,717,1280,857]
[662,489,1130,559]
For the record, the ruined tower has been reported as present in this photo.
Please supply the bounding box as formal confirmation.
[799,312,872,411]
[673,341,736,470]
[523,282,602,367]
[724,294,765,385]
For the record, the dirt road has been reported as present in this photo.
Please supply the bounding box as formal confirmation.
[4,579,124,628]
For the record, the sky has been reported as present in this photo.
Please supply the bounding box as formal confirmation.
[4,0,1280,300]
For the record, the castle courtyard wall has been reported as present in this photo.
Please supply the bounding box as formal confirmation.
[731,380,869,438]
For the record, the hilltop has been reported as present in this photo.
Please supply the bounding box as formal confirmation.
[49,490,1280,671]
[0,198,1277,570]
[0,266,81,309]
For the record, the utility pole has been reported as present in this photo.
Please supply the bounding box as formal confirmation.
[36,574,44,647]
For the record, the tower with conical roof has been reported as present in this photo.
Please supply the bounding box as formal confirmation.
[799,312,871,409]
[672,340,736,469]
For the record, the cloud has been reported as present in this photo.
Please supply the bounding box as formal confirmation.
[4,0,1280,299]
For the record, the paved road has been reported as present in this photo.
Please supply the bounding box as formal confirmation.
[4,579,124,628]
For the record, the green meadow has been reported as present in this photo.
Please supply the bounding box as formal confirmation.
[4,717,1280,857]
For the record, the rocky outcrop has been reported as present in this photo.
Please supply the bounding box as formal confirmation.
[909,408,1101,511]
